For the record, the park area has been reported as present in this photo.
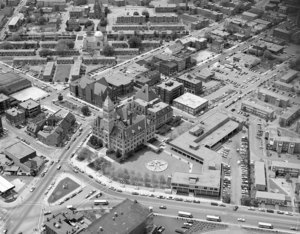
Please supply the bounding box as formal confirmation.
[47,177,80,204]
[77,145,202,188]
[54,65,71,82]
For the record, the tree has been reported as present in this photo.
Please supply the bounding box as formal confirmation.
[222,193,231,203]
[128,36,142,48]
[89,135,98,146]
[102,45,115,56]
[81,105,90,116]
[151,174,158,187]
[159,175,166,186]
[58,93,63,101]
[65,77,69,83]
[58,39,74,49]
[100,18,108,27]
[143,172,151,186]
[285,173,291,183]
[142,10,150,21]
[37,16,47,25]
[104,7,110,16]
[76,0,87,5]
[39,49,52,57]
[171,31,179,41]
[0,42,14,49]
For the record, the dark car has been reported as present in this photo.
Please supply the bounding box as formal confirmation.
[233,206,239,211]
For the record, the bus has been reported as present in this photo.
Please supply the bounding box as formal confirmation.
[94,200,109,205]
[206,215,221,222]
[258,222,273,229]
[178,211,193,218]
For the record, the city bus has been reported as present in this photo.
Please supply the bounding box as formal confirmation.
[206,215,221,222]
[258,222,273,229]
[94,200,109,205]
[178,211,193,218]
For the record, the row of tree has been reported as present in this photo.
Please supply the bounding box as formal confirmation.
[90,157,170,188]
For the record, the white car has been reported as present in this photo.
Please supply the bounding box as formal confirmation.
[237,218,245,222]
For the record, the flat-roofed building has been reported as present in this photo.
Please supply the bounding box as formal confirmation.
[0,176,15,197]
[271,161,300,177]
[70,60,82,80]
[0,116,2,134]
[0,72,31,96]
[241,100,275,120]
[85,199,153,234]
[176,74,203,95]
[36,0,66,10]
[171,171,221,197]
[5,108,25,126]
[0,93,10,113]
[13,57,47,66]
[280,70,298,83]
[297,121,300,134]
[257,88,289,108]
[4,141,36,164]
[274,80,293,92]
[43,62,56,81]
[269,136,300,154]
[18,98,41,118]
[8,15,22,32]
[254,161,266,191]
[173,93,208,116]
[242,11,259,21]
[279,106,300,127]
[255,191,285,205]
[273,28,292,41]
[147,102,173,129]
[169,111,239,163]
[156,80,184,104]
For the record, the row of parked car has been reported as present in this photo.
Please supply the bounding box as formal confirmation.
[239,139,250,197]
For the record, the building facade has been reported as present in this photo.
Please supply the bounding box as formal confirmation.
[254,161,266,191]
[255,191,285,205]
[257,89,289,108]
[171,171,220,197]
[156,80,184,104]
[18,99,41,118]
[5,108,26,126]
[241,100,275,120]
[173,93,208,116]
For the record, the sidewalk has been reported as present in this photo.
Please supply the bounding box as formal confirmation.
[70,151,222,205]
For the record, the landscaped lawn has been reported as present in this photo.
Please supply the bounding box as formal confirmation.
[114,148,202,177]
[48,177,80,204]
[54,65,71,82]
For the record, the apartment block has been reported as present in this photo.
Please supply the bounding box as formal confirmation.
[241,100,275,120]
[274,80,293,92]
[279,106,300,127]
[255,191,285,205]
[18,99,41,118]
[257,88,289,108]
[156,80,184,104]
[176,74,203,95]
[254,161,266,191]
[43,62,56,81]
[271,161,300,177]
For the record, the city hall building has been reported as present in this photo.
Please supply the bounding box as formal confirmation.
[93,96,155,157]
